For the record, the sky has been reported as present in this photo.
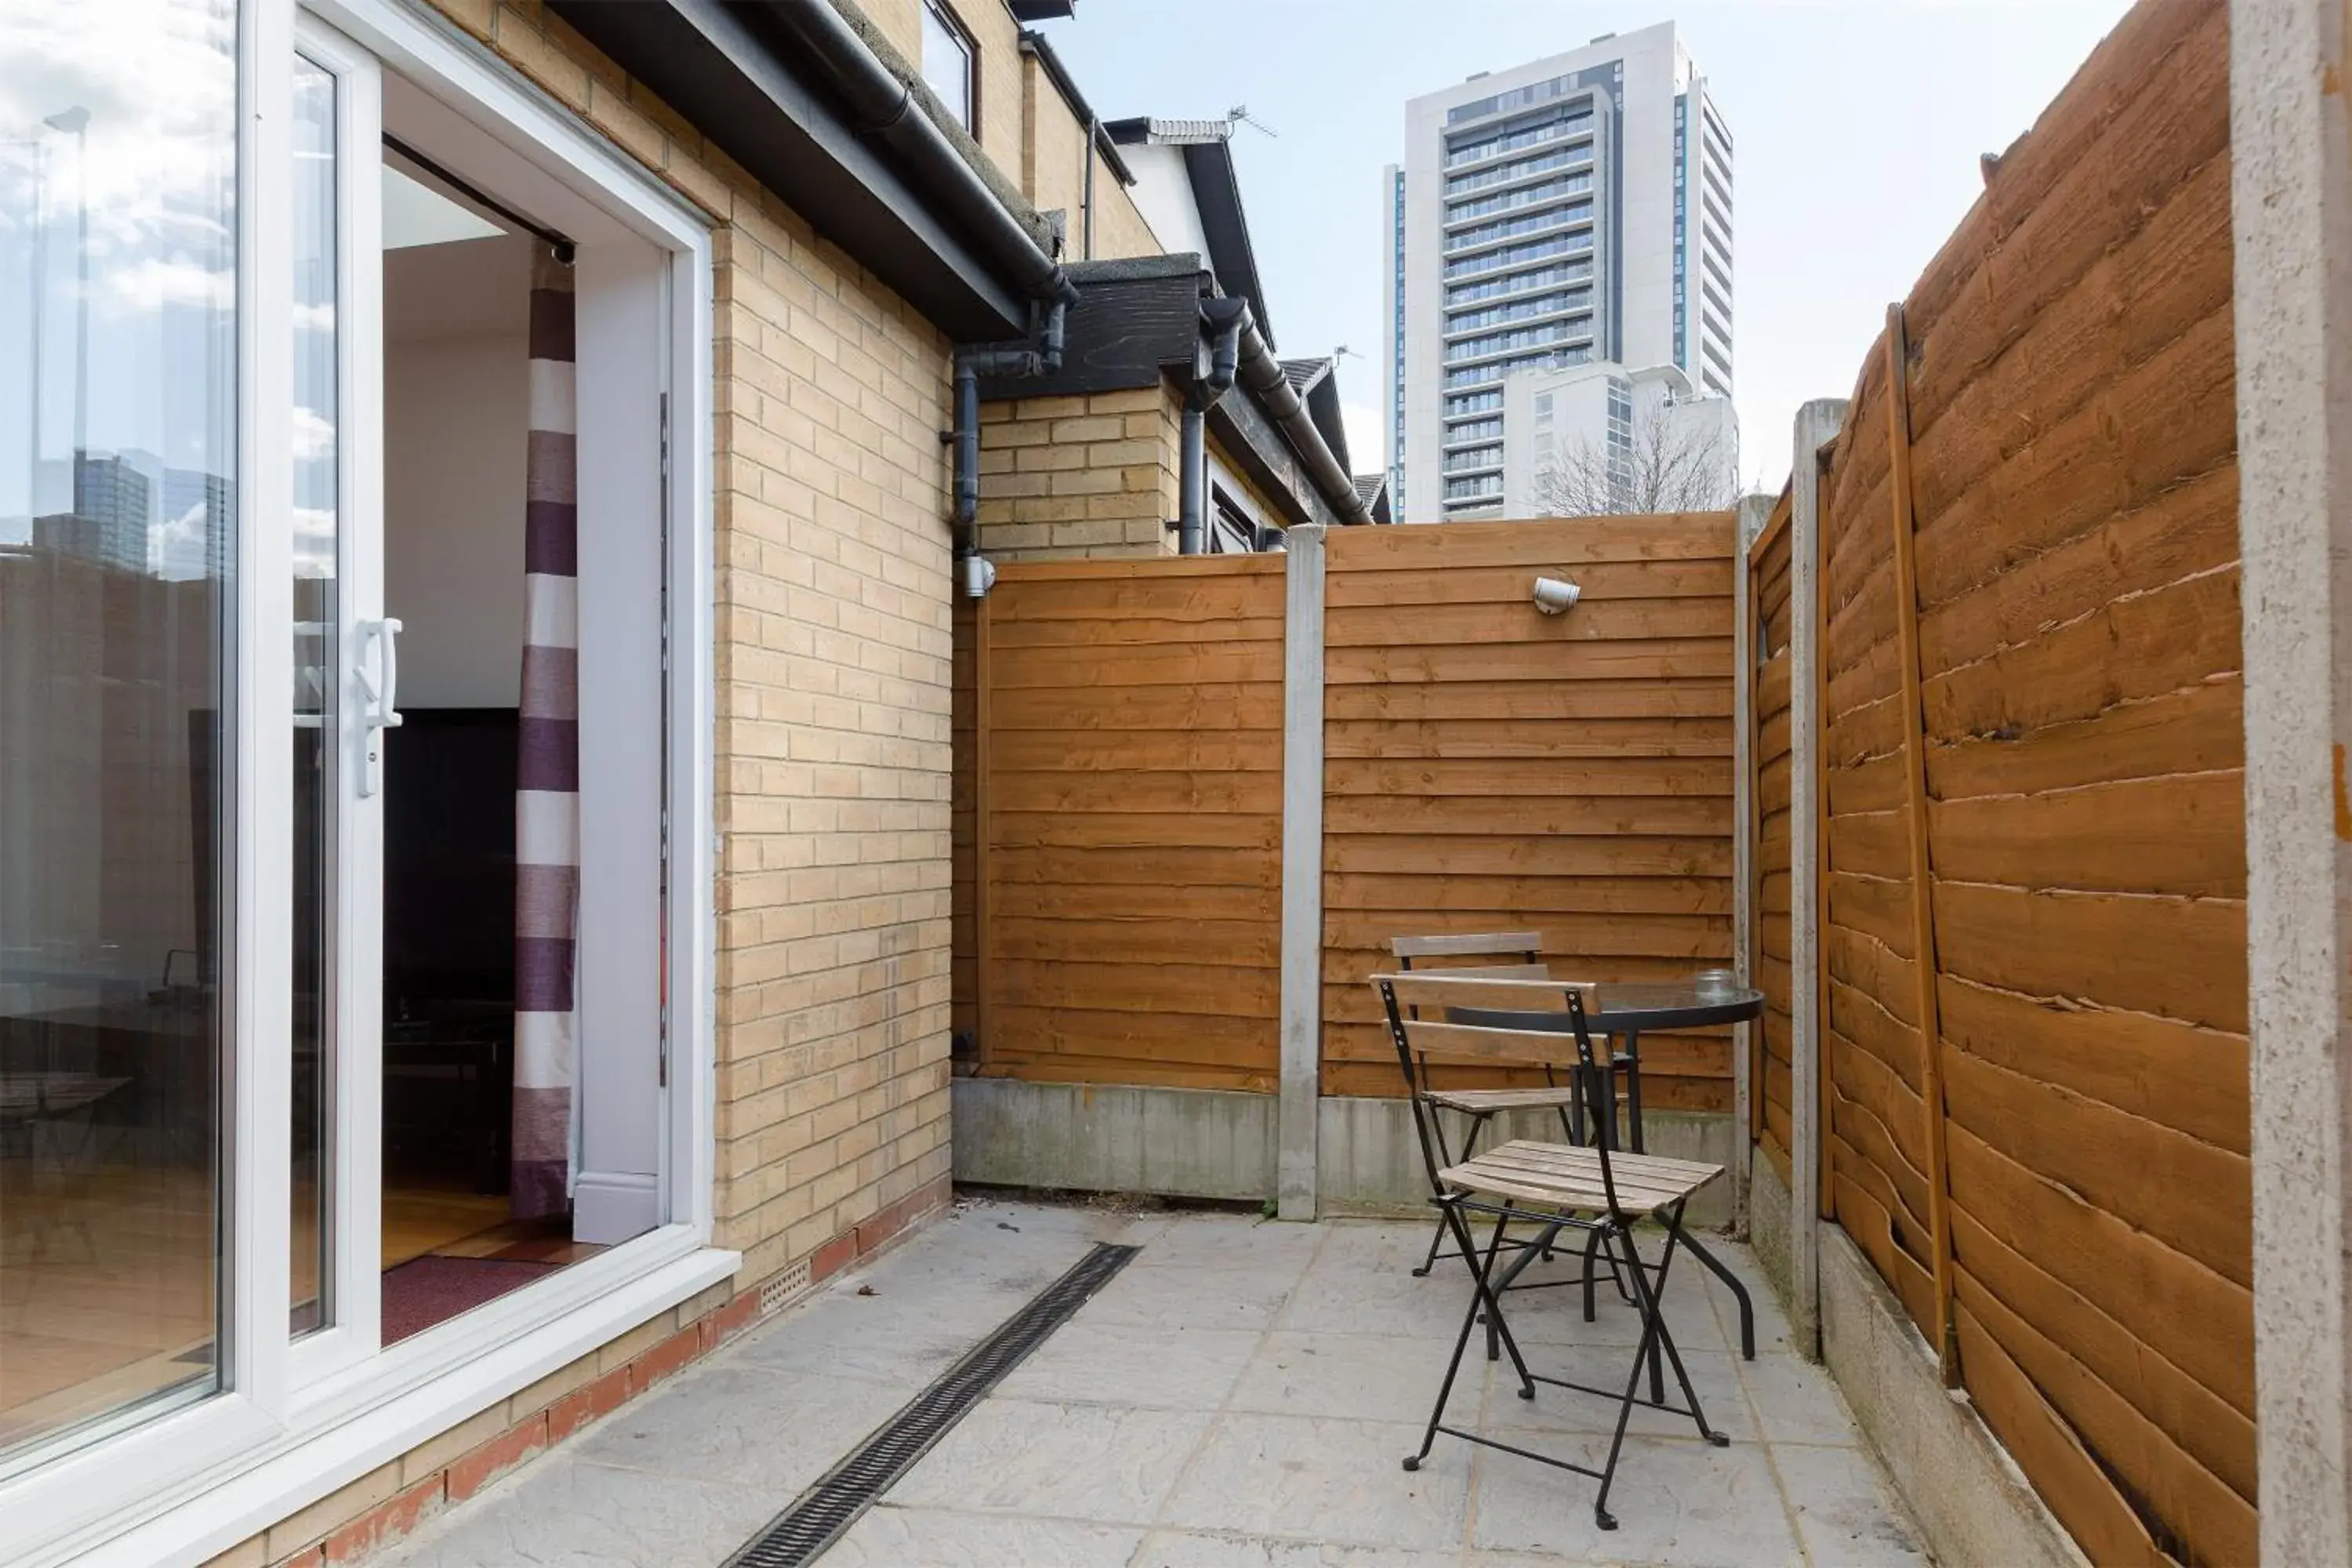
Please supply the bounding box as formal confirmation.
[1052,0,2136,497]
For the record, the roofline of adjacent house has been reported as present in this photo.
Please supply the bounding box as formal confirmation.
[1100,116,1273,352]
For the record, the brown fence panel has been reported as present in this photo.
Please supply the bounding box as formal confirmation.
[1747,495,1796,1186]
[1816,0,2249,1559]
[954,556,1287,1091]
[1318,515,1739,1101]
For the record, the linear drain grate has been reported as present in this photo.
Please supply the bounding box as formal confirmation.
[725,1240,1141,1568]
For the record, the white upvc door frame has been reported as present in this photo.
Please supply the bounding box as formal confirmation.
[285,8,389,1392]
[0,0,728,1561]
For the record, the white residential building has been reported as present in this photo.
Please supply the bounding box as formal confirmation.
[1388,23,1733,520]
[1500,360,1738,517]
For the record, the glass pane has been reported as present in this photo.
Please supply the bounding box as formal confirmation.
[920,5,972,131]
[0,0,237,1465]
[291,55,336,1338]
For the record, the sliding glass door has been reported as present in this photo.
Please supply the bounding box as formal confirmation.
[1,2,707,1546]
[0,0,240,1467]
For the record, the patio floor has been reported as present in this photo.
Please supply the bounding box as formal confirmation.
[376,1197,1929,1567]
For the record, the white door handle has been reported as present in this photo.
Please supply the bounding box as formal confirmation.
[358,617,403,797]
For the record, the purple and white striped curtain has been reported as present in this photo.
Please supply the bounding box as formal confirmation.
[514,243,578,1218]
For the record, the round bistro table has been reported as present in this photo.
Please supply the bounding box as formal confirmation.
[1446,980,1766,1359]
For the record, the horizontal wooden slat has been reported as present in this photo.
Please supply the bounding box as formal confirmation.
[1326,559,1733,607]
[1326,597,1733,648]
[1326,638,1733,686]
[1323,717,1733,760]
[1324,678,1730,721]
[1326,514,1734,570]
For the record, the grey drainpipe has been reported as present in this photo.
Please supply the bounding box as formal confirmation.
[1180,299,1249,555]
[1227,307,1373,527]
[1083,115,1097,260]
[952,299,1070,561]
[760,0,1082,575]
[763,0,1079,313]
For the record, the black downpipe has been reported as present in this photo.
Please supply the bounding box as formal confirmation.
[953,360,982,538]
[1179,299,1249,554]
[953,296,1071,561]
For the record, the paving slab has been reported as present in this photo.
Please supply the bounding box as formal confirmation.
[374,1201,1930,1568]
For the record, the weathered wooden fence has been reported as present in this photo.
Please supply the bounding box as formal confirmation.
[952,557,1287,1091]
[1316,517,1739,1106]
[1751,1,2252,1560]
[952,514,1742,1206]
[1745,493,1797,1184]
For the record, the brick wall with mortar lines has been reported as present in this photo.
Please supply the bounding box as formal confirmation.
[436,0,960,1300]
[191,1,967,1560]
[976,386,1185,558]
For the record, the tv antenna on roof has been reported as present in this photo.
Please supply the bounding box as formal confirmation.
[1226,105,1278,138]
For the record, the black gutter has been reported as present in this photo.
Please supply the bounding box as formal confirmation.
[760,0,1078,310]
[549,0,1065,338]
[1227,304,1370,526]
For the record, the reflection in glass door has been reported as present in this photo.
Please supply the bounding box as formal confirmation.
[0,0,237,1467]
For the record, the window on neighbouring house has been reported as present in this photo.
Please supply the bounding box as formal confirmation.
[921,1,978,134]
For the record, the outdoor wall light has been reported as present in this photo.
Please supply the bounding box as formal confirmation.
[961,554,998,599]
[1531,576,1581,614]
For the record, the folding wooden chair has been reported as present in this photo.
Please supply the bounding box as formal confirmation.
[1389,933,1602,1276]
[1374,975,1727,1532]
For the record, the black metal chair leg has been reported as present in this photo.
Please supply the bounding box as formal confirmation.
[1680,1231,1758,1359]
[1414,1110,1494,1277]
[1411,1114,1449,1279]
[1406,1201,1534,1474]
[1581,1222,1605,1323]
[1624,1206,1726,1447]
[1589,1223,1649,1533]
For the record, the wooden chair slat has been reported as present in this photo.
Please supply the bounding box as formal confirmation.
[1391,931,1542,960]
[1425,1086,1589,1113]
[1442,1140,1722,1215]
[1479,1138,1722,1184]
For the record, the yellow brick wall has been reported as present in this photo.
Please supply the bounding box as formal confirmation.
[427,0,957,1291]
[975,385,1184,559]
[1087,165,1166,262]
[1018,53,1159,263]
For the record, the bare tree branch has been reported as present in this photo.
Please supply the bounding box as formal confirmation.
[1530,414,1739,517]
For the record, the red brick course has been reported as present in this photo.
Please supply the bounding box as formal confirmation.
[232,1173,953,1566]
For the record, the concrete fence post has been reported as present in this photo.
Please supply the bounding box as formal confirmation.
[1789,397,1848,1357]
[1277,524,1328,1220]
[2230,1,2352,1557]
[1732,492,1776,1235]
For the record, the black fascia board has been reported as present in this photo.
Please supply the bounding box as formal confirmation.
[1179,139,1271,352]
[549,0,1029,340]
[969,256,1336,527]
[972,257,1207,400]
[1208,393,1336,529]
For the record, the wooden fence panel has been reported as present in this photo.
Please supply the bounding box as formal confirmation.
[1811,0,2250,1557]
[955,556,1287,1092]
[1319,515,1740,1100]
[1748,495,1796,1185]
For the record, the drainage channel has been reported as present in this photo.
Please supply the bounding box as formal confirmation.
[724,1240,1142,1567]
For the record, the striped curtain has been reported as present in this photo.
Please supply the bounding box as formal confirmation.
[514,242,578,1218]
